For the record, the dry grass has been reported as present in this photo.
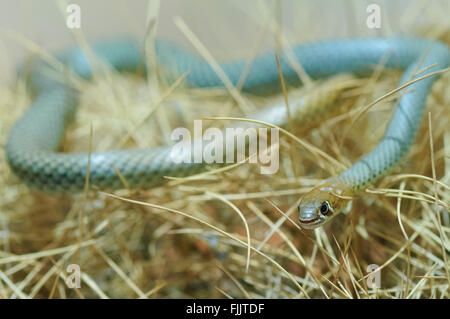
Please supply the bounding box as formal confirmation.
[0,3,449,299]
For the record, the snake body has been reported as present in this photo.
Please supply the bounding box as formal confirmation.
[6,37,448,228]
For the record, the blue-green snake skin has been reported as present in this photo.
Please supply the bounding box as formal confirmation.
[5,37,449,201]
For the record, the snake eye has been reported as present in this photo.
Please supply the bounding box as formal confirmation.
[319,201,330,215]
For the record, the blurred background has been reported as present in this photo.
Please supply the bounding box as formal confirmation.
[0,0,448,84]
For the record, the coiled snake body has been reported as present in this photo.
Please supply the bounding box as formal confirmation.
[6,37,449,229]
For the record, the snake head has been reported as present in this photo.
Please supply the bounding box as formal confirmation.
[298,180,351,229]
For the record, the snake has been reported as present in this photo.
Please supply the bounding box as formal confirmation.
[5,37,449,229]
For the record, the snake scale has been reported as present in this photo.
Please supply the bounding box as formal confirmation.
[5,37,449,229]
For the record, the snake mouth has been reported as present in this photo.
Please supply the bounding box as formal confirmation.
[298,216,321,229]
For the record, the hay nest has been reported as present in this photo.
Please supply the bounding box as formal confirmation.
[0,15,448,299]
